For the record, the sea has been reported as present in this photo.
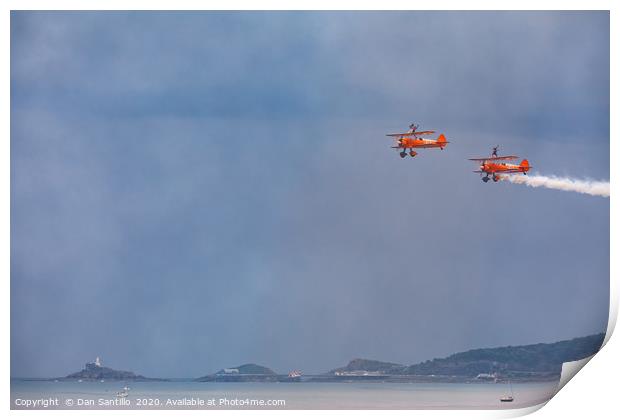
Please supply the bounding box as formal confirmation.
[11,379,559,410]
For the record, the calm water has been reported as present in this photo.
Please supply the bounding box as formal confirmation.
[11,379,559,410]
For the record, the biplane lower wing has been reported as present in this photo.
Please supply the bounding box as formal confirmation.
[499,168,532,173]
[473,168,532,174]
[391,140,449,149]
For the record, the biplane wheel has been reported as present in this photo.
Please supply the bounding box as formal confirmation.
[399,152,407,158]
[493,175,499,182]
[482,176,489,183]
[409,151,417,157]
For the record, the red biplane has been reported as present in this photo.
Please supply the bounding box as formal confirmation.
[469,146,531,182]
[385,123,449,158]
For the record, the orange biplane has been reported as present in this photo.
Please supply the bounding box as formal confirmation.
[385,123,449,158]
[469,147,531,182]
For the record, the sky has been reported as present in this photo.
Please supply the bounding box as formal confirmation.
[11,11,609,378]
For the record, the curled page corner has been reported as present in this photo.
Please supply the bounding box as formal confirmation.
[552,280,619,398]
[555,355,595,394]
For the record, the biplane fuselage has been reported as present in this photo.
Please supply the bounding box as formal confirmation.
[396,135,448,150]
[480,161,530,175]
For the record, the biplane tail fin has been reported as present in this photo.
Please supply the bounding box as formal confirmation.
[437,134,448,144]
[519,159,531,172]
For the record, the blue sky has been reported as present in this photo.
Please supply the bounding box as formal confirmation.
[11,11,609,378]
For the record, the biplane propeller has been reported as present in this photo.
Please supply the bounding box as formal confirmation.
[469,147,531,182]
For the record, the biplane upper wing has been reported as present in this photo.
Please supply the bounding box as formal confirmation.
[386,130,436,137]
[468,155,519,162]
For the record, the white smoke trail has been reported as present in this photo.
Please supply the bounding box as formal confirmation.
[505,174,610,197]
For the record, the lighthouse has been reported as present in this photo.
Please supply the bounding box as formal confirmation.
[85,356,103,370]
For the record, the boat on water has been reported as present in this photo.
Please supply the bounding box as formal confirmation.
[116,385,130,398]
[500,380,514,402]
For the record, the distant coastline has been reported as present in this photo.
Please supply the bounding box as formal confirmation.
[19,332,604,384]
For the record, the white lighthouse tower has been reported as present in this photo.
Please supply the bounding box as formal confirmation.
[95,356,101,367]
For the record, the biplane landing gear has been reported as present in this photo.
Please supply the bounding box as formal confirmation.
[482,176,490,183]
[409,150,417,157]
[492,174,500,182]
[399,151,407,158]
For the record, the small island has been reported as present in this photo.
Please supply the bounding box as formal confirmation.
[61,357,163,382]
[196,363,280,382]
